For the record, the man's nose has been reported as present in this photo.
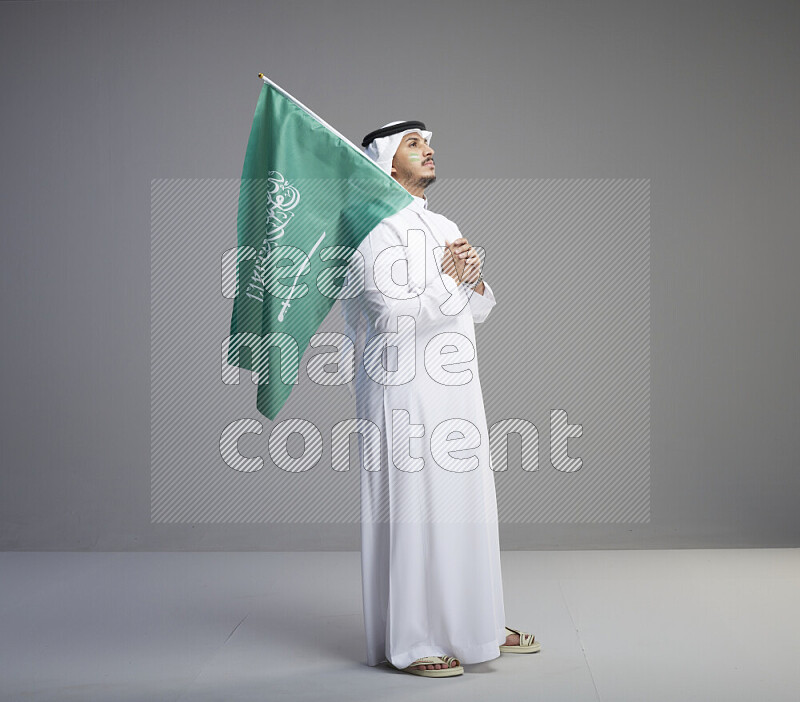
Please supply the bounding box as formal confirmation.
[423,143,434,156]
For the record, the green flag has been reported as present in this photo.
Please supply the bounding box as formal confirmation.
[228,77,413,420]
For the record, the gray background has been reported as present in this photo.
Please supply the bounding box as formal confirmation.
[1,0,798,550]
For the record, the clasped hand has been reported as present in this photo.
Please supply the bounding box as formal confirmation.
[441,237,481,285]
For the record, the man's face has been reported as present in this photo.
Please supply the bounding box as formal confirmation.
[391,132,436,193]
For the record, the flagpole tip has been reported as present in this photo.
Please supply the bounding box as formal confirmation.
[258,72,265,79]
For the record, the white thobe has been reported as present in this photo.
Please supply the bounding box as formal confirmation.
[341,194,506,669]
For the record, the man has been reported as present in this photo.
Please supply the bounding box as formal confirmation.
[342,121,539,677]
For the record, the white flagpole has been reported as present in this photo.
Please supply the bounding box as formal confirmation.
[257,72,385,176]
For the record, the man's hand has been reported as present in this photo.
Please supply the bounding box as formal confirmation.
[442,237,482,285]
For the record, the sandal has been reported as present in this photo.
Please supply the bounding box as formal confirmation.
[392,655,464,677]
[499,625,541,654]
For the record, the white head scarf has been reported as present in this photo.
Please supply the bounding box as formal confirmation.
[363,121,433,176]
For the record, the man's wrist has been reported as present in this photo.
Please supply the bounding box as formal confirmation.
[463,271,484,290]
[457,278,485,296]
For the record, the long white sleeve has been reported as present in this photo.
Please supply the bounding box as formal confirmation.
[461,279,497,324]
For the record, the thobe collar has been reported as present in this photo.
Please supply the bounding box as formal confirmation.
[409,194,429,211]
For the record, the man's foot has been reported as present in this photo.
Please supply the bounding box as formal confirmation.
[409,656,459,671]
[500,625,541,653]
[394,655,463,676]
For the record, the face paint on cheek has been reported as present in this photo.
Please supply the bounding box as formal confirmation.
[408,154,421,161]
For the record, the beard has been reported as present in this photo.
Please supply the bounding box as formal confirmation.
[414,172,437,190]
[393,163,437,192]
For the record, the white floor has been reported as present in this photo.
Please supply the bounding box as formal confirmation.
[0,549,798,702]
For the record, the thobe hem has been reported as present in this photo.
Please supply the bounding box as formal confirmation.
[373,630,507,669]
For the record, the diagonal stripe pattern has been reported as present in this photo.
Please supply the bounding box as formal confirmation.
[151,177,650,523]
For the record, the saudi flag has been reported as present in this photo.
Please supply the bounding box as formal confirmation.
[227,75,413,420]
